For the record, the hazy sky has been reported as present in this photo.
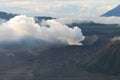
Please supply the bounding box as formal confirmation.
[0,0,119,17]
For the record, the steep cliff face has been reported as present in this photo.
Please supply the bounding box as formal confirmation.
[87,40,120,75]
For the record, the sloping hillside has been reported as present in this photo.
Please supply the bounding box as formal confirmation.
[86,40,120,75]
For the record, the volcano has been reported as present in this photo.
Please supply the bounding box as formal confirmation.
[86,40,120,75]
[101,5,120,17]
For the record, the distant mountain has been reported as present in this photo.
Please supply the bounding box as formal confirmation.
[101,5,120,17]
[35,16,54,23]
[86,40,120,75]
[0,11,54,21]
[0,12,17,20]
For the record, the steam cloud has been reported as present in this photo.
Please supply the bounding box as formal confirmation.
[0,15,85,45]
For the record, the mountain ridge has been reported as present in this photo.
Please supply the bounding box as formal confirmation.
[0,11,54,21]
[101,5,120,17]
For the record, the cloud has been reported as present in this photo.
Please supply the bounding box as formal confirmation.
[0,15,85,45]
[0,0,119,17]
[57,16,120,24]
[112,36,120,42]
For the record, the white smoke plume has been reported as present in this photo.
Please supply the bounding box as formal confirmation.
[57,16,120,24]
[0,15,85,45]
